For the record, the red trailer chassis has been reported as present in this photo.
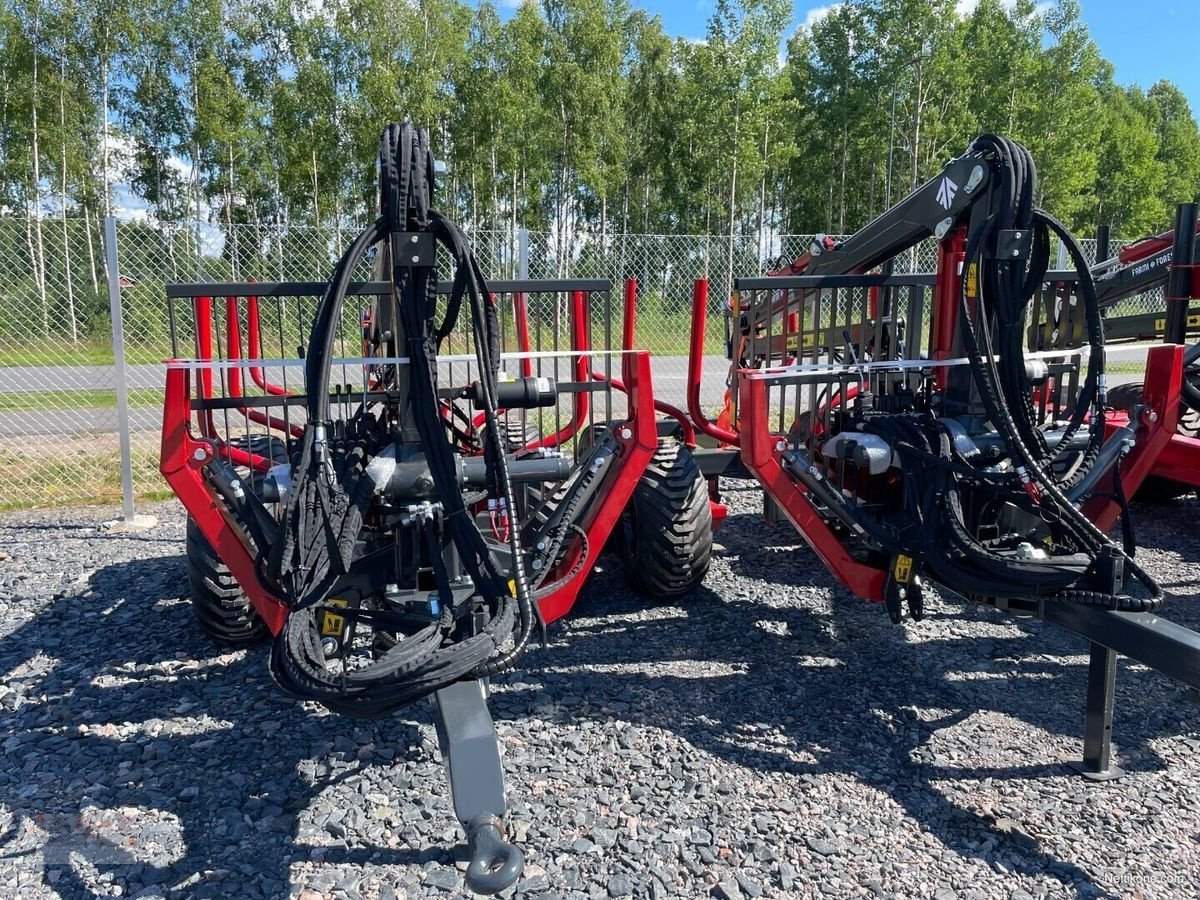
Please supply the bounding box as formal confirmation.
[159,278,663,631]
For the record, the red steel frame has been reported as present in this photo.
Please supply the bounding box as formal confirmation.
[160,362,290,633]
[592,279,696,445]
[160,298,660,633]
[688,279,740,446]
[737,369,888,600]
[224,294,305,439]
[246,295,292,397]
[527,291,591,450]
[535,348,658,623]
[1117,221,1200,268]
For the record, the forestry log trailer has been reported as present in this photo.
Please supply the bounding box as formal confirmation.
[158,123,712,894]
[682,134,1200,779]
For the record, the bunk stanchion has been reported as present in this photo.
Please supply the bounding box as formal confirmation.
[224,295,304,442]
[529,290,591,450]
[688,279,740,445]
[246,293,293,397]
[590,277,696,444]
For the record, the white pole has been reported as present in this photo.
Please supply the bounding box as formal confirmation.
[104,216,136,521]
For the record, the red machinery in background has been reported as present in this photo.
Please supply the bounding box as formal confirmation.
[1035,203,1200,499]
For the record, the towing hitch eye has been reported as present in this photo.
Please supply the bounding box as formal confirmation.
[464,815,524,895]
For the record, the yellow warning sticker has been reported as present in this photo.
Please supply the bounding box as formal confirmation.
[507,579,516,596]
[893,555,913,584]
[966,264,978,299]
[321,597,348,636]
[1155,314,1200,332]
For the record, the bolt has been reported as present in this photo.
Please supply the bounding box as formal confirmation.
[1011,249,1020,258]
[619,427,632,439]
[536,540,546,551]
[532,559,543,571]
[192,447,206,461]
[775,439,787,452]
[321,637,338,657]
[1143,408,1159,425]
[410,235,419,243]
[1013,231,1022,239]
[411,255,421,263]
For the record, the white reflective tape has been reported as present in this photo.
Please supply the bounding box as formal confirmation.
[746,347,1092,383]
[746,357,973,381]
[165,349,629,370]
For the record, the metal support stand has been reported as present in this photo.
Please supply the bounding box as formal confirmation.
[1037,595,1200,781]
[1074,643,1123,781]
[101,216,157,533]
[433,679,523,895]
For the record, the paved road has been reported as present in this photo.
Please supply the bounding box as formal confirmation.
[0,363,155,393]
[0,356,729,437]
[0,349,1155,438]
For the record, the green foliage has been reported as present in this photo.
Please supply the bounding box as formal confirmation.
[2,0,1199,320]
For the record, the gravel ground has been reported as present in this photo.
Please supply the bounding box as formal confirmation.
[2,485,1199,900]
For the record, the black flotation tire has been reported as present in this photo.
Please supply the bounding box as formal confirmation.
[617,439,713,598]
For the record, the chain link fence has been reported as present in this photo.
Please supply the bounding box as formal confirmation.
[0,213,1151,511]
[0,215,133,511]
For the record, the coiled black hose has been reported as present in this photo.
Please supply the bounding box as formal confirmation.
[954,136,1161,611]
[792,137,1161,612]
[268,124,536,715]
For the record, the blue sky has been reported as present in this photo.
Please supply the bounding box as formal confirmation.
[505,0,1200,114]
[1077,0,1199,110]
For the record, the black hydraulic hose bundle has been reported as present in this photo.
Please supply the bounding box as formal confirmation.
[268,123,536,716]
[952,135,1161,611]
[963,135,1104,487]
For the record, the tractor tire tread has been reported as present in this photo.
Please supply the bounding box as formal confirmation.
[186,515,268,645]
[619,439,712,598]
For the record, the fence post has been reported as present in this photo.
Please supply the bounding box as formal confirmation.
[724,234,735,308]
[518,228,529,280]
[104,216,137,523]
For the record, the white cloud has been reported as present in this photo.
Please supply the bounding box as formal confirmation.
[956,0,1050,18]
[802,3,843,31]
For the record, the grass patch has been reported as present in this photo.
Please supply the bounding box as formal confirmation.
[0,340,167,368]
[1105,359,1148,376]
[0,436,167,512]
[0,387,162,413]
[634,311,725,356]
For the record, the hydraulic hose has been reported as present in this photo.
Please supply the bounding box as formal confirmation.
[953,136,1160,611]
[268,124,538,716]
